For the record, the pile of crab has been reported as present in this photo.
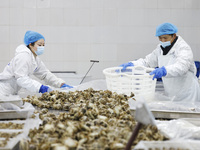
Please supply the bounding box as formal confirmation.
[21,88,167,150]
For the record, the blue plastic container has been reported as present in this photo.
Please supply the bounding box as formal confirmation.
[195,61,200,78]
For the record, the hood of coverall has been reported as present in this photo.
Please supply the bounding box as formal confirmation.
[15,44,32,56]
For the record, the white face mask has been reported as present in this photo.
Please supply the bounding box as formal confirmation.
[160,41,171,48]
[35,46,44,55]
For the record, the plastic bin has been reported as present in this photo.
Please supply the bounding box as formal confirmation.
[103,66,156,101]
[195,61,200,78]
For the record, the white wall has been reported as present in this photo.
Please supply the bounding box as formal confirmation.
[0,0,200,83]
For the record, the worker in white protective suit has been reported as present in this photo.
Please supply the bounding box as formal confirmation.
[0,31,73,96]
[119,23,200,102]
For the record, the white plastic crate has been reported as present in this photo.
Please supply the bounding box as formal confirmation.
[103,66,156,101]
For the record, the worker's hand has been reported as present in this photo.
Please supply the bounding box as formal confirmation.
[39,85,52,93]
[119,62,134,71]
[150,66,167,80]
[61,84,73,89]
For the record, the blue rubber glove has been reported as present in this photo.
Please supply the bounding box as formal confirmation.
[150,66,167,80]
[119,62,134,70]
[61,84,73,89]
[39,85,51,93]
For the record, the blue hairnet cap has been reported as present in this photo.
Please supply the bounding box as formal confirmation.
[24,31,45,46]
[156,23,178,37]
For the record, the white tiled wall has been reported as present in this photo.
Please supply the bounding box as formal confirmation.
[0,0,200,84]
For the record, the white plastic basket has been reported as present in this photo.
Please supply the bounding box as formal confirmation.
[103,66,156,101]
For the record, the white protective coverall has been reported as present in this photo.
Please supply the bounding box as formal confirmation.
[132,36,200,102]
[0,44,65,96]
